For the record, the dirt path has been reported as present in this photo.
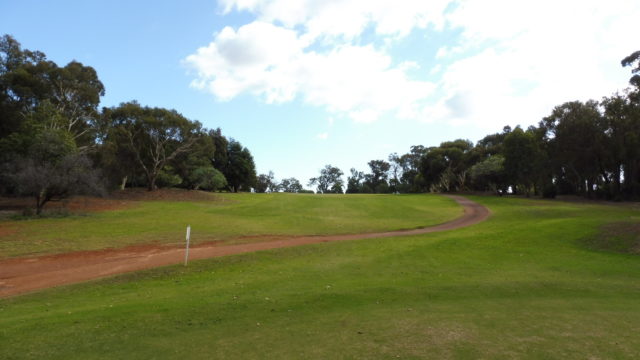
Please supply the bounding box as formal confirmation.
[0,195,489,298]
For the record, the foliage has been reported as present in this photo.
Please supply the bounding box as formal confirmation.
[621,50,640,88]
[187,166,227,191]
[255,171,278,193]
[309,165,344,194]
[3,130,104,214]
[221,139,257,192]
[279,177,304,193]
[469,155,506,192]
[1,35,257,198]
[101,102,202,191]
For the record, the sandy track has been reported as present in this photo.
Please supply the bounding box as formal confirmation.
[0,195,489,298]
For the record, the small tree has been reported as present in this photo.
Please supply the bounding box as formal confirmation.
[187,166,227,191]
[5,130,104,214]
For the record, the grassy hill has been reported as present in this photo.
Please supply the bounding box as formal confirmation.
[1,196,640,359]
[0,192,461,258]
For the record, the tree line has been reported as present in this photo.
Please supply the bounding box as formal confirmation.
[0,35,258,213]
[305,51,640,201]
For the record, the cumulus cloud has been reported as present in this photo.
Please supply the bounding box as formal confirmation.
[187,0,639,128]
[185,21,436,122]
[421,0,640,128]
[218,0,450,40]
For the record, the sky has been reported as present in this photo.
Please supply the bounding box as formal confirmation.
[1,0,638,188]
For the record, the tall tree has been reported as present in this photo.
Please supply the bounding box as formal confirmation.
[622,50,640,88]
[364,160,391,193]
[346,168,365,193]
[224,139,257,192]
[280,177,304,193]
[0,36,104,149]
[540,101,606,196]
[309,165,344,194]
[602,92,640,199]
[102,102,200,191]
[255,171,278,193]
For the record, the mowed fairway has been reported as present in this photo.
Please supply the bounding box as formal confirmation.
[2,196,640,359]
[0,193,461,258]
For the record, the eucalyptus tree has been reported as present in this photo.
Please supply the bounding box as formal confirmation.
[309,165,344,194]
[224,139,257,192]
[0,35,104,149]
[280,177,304,193]
[540,101,606,196]
[102,102,200,191]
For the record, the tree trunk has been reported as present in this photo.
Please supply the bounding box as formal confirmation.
[120,176,128,191]
[614,164,622,198]
[147,173,157,191]
[35,190,46,215]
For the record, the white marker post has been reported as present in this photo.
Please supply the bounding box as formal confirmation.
[184,225,191,266]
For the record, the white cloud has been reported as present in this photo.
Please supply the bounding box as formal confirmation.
[185,22,435,122]
[192,0,639,129]
[316,132,329,140]
[218,0,450,40]
[420,0,640,129]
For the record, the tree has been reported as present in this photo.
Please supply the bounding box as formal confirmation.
[540,101,606,197]
[224,139,257,192]
[187,166,227,191]
[255,171,278,193]
[469,155,506,193]
[0,35,104,149]
[622,50,640,88]
[102,102,200,191]
[602,92,640,199]
[309,165,344,194]
[503,127,543,196]
[346,168,365,193]
[210,128,229,174]
[3,130,104,214]
[396,145,428,192]
[280,177,304,193]
[168,128,216,190]
[419,139,474,192]
[364,160,391,193]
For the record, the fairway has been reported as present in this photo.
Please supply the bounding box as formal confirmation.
[0,192,461,259]
[1,196,639,359]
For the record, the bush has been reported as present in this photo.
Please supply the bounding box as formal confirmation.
[542,184,557,198]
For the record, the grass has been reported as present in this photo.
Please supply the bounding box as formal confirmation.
[0,193,461,258]
[1,196,640,359]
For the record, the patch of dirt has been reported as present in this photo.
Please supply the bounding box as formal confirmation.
[582,222,640,255]
[0,195,490,298]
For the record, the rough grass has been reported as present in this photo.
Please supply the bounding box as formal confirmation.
[1,196,639,359]
[582,221,640,255]
[0,193,461,258]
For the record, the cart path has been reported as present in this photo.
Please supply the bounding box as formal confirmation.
[0,195,489,298]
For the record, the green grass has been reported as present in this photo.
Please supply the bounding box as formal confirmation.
[1,196,640,359]
[0,193,461,258]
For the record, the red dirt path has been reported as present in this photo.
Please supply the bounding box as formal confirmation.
[0,195,489,298]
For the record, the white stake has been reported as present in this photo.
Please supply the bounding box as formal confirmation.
[184,225,191,266]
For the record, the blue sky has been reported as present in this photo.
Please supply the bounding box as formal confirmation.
[1,0,638,188]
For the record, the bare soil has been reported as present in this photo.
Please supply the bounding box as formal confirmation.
[0,195,489,298]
